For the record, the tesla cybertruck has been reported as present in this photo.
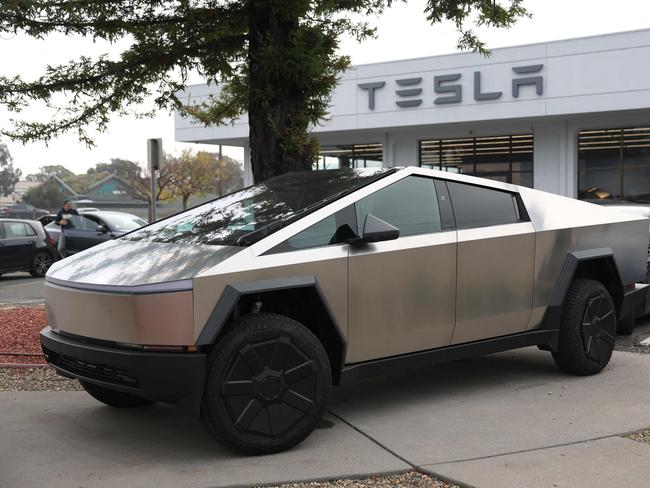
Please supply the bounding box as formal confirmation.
[40,167,649,454]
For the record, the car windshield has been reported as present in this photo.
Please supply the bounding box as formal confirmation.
[123,168,390,246]
[100,214,147,232]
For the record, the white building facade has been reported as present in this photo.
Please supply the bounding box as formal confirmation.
[175,29,650,203]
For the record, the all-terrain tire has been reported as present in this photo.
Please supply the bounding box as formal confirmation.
[552,279,616,375]
[201,313,332,455]
[30,250,54,277]
[80,381,154,408]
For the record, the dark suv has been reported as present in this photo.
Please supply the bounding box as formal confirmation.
[0,219,58,277]
[0,203,50,220]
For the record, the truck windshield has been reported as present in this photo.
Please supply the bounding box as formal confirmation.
[122,168,390,246]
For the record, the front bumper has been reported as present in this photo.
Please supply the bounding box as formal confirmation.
[40,327,206,404]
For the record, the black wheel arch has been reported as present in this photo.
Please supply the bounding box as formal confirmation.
[541,248,625,333]
[197,276,347,384]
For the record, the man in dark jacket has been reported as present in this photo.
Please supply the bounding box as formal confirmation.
[55,200,79,257]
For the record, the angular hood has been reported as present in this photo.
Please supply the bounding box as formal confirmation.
[46,238,242,287]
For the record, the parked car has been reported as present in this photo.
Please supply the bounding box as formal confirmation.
[45,211,147,256]
[0,203,49,220]
[40,167,649,454]
[38,214,57,227]
[0,219,58,277]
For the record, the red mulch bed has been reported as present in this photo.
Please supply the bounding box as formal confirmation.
[0,307,47,365]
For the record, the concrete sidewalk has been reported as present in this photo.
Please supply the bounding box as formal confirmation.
[2,348,650,488]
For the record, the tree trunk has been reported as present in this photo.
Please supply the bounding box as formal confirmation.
[248,0,314,184]
[182,194,189,210]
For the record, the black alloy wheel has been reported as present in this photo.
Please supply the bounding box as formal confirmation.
[552,279,616,375]
[580,290,617,362]
[201,313,332,454]
[30,251,54,277]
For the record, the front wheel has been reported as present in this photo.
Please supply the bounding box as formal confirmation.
[201,313,332,455]
[552,279,616,375]
[80,381,154,408]
[30,251,54,277]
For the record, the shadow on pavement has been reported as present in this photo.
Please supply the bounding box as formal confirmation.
[332,348,565,414]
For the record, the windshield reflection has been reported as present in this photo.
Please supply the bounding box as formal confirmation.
[123,169,388,246]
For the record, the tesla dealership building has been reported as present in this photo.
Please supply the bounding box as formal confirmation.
[175,29,650,203]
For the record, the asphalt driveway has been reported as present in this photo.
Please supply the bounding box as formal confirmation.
[0,273,44,306]
[2,346,650,488]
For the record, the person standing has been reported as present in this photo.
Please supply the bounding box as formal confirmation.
[55,200,79,257]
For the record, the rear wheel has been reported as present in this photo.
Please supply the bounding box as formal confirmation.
[552,279,616,375]
[80,381,154,408]
[201,313,332,454]
[30,251,53,277]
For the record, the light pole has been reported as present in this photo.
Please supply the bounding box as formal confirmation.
[147,138,163,223]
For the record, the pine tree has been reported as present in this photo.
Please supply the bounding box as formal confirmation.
[0,1,528,183]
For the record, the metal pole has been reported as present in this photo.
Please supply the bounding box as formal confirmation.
[147,138,162,223]
[151,168,157,223]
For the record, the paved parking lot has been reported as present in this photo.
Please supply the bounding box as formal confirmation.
[0,273,44,307]
[2,344,650,488]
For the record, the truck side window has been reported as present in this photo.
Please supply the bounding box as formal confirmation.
[269,205,357,253]
[355,176,442,237]
[446,181,523,229]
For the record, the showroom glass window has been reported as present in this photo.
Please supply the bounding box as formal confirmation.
[578,127,650,203]
[314,143,383,170]
[419,134,533,188]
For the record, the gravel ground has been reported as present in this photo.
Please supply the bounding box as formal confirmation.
[0,306,47,364]
[259,472,459,488]
[615,316,650,355]
[626,429,650,445]
[0,366,82,391]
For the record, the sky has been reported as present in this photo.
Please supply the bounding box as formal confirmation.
[1,0,650,178]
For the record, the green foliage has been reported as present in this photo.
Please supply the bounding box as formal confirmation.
[217,155,244,195]
[0,140,20,196]
[22,179,64,210]
[0,0,529,181]
[166,149,244,208]
[62,171,110,194]
[87,158,143,180]
[25,164,74,182]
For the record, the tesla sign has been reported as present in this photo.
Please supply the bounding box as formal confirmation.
[358,64,543,110]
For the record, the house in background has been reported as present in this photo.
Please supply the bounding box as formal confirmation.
[73,174,150,217]
[0,180,46,205]
[47,175,79,200]
[8,171,229,221]
[86,174,140,202]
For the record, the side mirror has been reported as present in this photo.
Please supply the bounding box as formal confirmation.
[361,214,399,243]
[96,224,108,234]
